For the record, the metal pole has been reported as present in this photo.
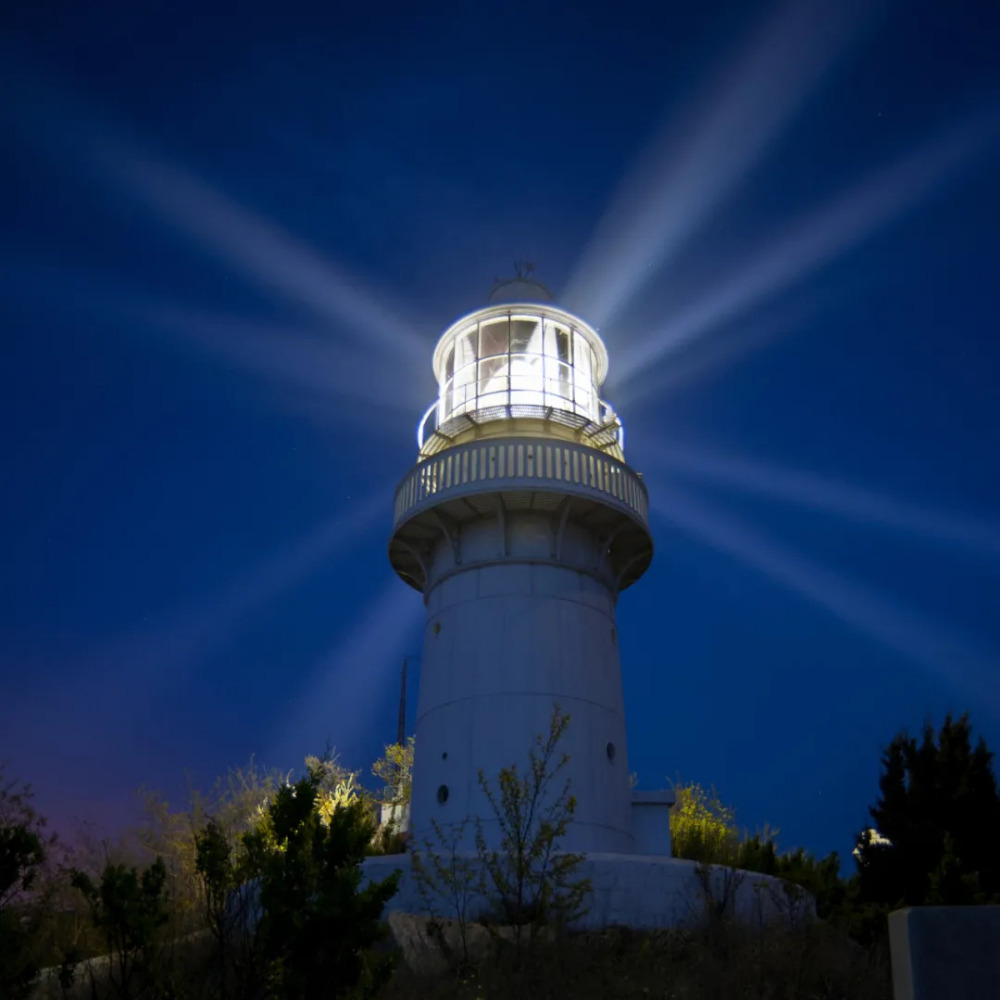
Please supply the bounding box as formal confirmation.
[397,657,407,747]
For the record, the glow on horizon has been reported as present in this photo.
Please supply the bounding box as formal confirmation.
[648,484,1000,714]
[616,108,1000,388]
[90,141,428,366]
[645,446,1000,557]
[563,0,872,328]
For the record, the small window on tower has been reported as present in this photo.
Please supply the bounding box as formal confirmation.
[437,785,449,804]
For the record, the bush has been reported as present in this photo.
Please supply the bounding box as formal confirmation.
[380,920,891,1000]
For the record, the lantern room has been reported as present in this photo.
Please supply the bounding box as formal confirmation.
[417,300,624,461]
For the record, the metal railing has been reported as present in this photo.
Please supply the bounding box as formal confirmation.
[416,349,624,452]
[416,397,624,453]
[393,437,648,528]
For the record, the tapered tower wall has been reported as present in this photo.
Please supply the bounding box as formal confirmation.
[412,514,634,853]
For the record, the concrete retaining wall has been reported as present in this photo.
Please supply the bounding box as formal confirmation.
[363,851,813,931]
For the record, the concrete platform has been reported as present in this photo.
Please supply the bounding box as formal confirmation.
[363,852,813,930]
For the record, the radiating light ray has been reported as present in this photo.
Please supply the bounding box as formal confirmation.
[89,140,428,364]
[267,579,423,769]
[2,63,429,369]
[0,256,426,434]
[645,447,1000,557]
[140,304,427,424]
[617,295,813,408]
[617,108,1000,385]
[564,0,872,327]
[114,490,395,682]
[648,484,1000,712]
[0,491,397,826]
[69,491,393,713]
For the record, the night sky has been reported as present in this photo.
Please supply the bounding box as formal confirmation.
[2,0,999,868]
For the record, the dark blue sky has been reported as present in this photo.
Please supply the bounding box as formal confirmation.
[2,0,999,866]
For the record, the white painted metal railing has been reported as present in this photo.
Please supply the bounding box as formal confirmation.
[417,394,624,453]
[393,437,649,528]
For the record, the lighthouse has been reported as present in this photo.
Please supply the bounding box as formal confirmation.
[371,275,797,928]
[389,276,654,854]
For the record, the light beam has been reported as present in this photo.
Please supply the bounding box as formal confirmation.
[618,294,816,406]
[89,141,428,365]
[139,305,427,427]
[115,491,396,682]
[58,490,393,721]
[648,484,1000,712]
[646,447,1000,557]
[617,108,1000,386]
[564,0,872,327]
[0,492,397,832]
[267,578,423,770]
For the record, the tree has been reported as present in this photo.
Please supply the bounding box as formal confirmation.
[475,704,590,944]
[304,749,359,822]
[244,766,401,999]
[854,712,1000,912]
[372,737,415,808]
[670,782,849,927]
[0,764,54,999]
[134,756,285,939]
[410,817,484,965]
[195,818,265,1000]
[670,782,739,865]
[70,858,171,1000]
[736,835,847,923]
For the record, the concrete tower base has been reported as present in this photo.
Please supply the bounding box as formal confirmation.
[362,852,812,931]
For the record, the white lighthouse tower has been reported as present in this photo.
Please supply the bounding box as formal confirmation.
[372,275,797,928]
[389,276,655,854]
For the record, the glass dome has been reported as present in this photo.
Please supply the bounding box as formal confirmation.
[417,303,622,459]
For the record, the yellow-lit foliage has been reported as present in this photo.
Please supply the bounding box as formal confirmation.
[250,773,364,846]
[670,782,740,865]
[372,737,415,805]
[133,758,284,925]
[317,772,364,825]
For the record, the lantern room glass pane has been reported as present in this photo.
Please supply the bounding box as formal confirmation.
[456,326,478,365]
[478,355,506,400]
[542,320,572,363]
[574,332,592,378]
[557,327,571,364]
[436,309,605,427]
[480,318,509,359]
[510,318,540,355]
[570,332,597,420]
